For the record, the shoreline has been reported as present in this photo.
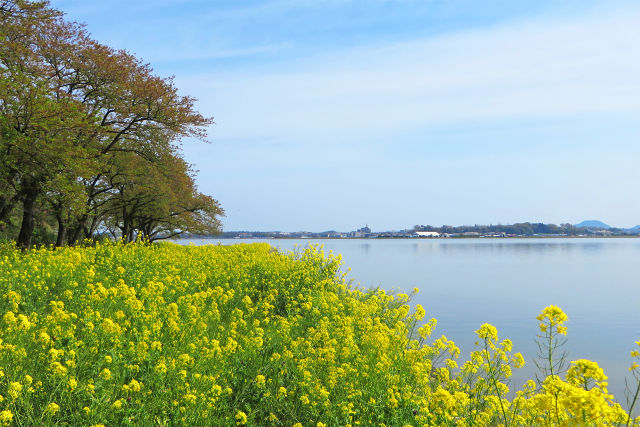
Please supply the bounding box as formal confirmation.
[176,234,640,240]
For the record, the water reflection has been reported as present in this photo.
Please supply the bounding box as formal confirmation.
[432,240,608,254]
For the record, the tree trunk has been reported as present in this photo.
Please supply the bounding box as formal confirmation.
[68,224,82,245]
[16,182,39,250]
[55,213,67,247]
[87,215,99,240]
[0,196,11,224]
[69,214,87,245]
[0,171,18,227]
[0,196,14,233]
[121,222,130,243]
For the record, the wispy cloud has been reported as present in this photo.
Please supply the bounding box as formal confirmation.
[178,5,640,143]
[52,0,640,229]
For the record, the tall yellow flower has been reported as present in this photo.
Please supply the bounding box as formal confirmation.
[537,305,568,331]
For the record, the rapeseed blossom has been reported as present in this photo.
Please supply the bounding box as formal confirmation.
[0,410,12,426]
[235,410,247,425]
[100,368,112,380]
[0,241,637,425]
[8,382,22,400]
[44,402,59,416]
[537,305,568,333]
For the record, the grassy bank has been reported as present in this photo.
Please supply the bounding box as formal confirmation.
[0,242,638,426]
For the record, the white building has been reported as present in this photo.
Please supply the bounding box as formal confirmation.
[416,231,440,238]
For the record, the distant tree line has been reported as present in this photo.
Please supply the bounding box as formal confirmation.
[213,222,634,240]
[0,1,223,248]
[414,223,624,236]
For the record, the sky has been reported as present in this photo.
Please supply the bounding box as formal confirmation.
[51,0,640,231]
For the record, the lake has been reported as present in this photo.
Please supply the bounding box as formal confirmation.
[173,237,640,401]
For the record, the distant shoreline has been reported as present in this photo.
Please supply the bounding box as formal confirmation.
[185,222,639,240]
[176,234,639,240]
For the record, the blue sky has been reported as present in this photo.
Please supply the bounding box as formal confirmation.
[51,0,640,230]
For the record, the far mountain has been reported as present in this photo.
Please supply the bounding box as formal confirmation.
[574,220,611,229]
[626,225,640,232]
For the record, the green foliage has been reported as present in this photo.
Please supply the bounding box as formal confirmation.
[0,0,222,249]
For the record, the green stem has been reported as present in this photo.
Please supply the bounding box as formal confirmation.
[547,323,554,377]
[484,340,509,426]
[626,377,640,427]
[546,323,562,426]
[548,389,561,427]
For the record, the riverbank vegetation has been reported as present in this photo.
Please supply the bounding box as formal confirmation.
[0,1,223,249]
[0,241,638,426]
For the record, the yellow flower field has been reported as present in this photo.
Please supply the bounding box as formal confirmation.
[0,242,638,426]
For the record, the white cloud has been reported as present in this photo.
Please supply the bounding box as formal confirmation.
[177,5,640,143]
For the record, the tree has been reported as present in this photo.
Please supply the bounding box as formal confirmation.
[102,151,222,242]
[0,0,222,248]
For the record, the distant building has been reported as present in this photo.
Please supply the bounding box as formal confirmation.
[416,231,440,238]
[351,225,372,238]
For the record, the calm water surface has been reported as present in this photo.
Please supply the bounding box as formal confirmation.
[174,237,640,400]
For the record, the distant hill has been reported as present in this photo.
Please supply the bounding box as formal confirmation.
[574,220,611,229]
[626,225,640,232]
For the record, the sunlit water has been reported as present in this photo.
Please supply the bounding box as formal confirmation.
[173,237,640,401]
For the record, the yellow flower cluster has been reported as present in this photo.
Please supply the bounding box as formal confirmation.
[0,410,12,426]
[537,304,569,335]
[0,241,638,426]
